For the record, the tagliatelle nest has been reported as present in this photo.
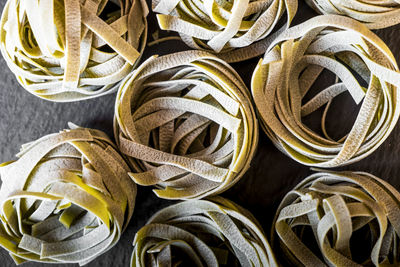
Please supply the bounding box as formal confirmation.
[114,50,258,200]
[252,15,400,168]
[0,0,147,102]
[305,0,400,29]
[0,124,136,265]
[272,170,400,266]
[152,0,298,57]
[132,196,277,266]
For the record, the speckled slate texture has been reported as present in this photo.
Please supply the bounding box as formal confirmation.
[1,0,400,266]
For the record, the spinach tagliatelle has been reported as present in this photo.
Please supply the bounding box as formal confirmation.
[152,0,298,61]
[0,0,147,102]
[272,170,400,266]
[0,124,136,265]
[252,15,400,168]
[305,0,400,29]
[114,50,258,200]
[132,196,277,266]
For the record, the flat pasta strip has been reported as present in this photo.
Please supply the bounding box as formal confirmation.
[0,0,147,102]
[305,0,400,29]
[0,124,136,265]
[114,50,258,199]
[131,196,278,266]
[272,170,400,266]
[251,15,400,167]
[151,0,297,59]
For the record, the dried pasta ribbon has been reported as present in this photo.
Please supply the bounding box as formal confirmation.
[0,0,148,102]
[152,0,298,59]
[251,15,400,168]
[132,196,278,266]
[272,170,400,266]
[305,0,400,29]
[114,50,258,199]
[0,124,136,265]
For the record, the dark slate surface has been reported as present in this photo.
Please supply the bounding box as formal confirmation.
[1,0,400,266]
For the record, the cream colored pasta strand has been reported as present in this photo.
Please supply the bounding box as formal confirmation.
[305,0,400,29]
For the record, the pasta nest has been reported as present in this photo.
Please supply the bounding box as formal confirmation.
[152,0,298,54]
[0,0,148,101]
[272,171,400,266]
[114,50,258,200]
[0,125,136,265]
[132,196,277,266]
[252,15,400,167]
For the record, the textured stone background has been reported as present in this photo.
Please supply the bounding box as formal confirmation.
[1,0,400,266]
